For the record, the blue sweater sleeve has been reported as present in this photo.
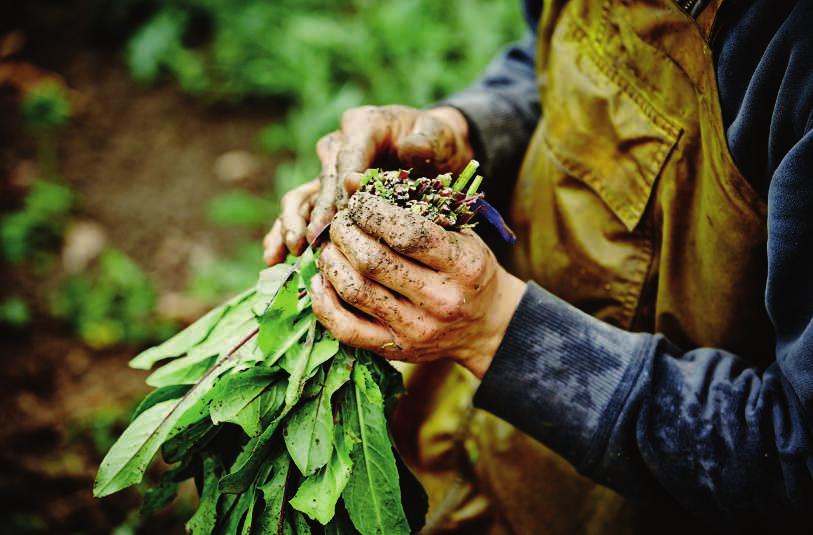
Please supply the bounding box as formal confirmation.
[475,131,813,530]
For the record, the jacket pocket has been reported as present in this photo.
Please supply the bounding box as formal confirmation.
[540,17,682,231]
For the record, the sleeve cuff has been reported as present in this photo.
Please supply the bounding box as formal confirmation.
[473,282,655,473]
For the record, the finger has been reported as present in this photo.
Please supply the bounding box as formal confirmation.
[347,192,474,271]
[318,243,421,328]
[310,273,395,351]
[334,107,391,205]
[397,113,458,173]
[330,211,450,306]
[263,219,286,266]
[280,179,320,253]
[343,172,363,198]
[308,132,342,241]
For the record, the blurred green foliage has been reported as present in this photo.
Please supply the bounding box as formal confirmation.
[206,191,276,228]
[0,179,73,264]
[127,0,523,190]
[50,248,176,349]
[186,242,265,303]
[21,80,72,132]
[0,296,30,327]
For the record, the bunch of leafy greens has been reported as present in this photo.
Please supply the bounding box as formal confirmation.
[94,248,425,534]
[93,162,505,532]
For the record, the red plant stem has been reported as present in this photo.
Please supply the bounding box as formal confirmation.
[227,326,260,356]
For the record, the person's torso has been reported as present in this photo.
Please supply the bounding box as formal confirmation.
[510,0,774,363]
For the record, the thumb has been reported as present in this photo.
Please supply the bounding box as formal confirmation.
[396,113,458,173]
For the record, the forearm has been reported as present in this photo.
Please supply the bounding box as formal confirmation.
[475,282,813,529]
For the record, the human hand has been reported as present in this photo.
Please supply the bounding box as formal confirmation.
[263,105,474,265]
[309,192,525,379]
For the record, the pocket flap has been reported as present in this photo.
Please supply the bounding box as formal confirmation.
[541,22,682,231]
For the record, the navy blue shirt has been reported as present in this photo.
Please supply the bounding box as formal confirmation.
[445,0,813,529]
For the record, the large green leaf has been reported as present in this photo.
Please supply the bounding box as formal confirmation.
[280,320,318,409]
[161,417,215,463]
[146,353,218,387]
[290,417,355,525]
[219,412,284,494]
[284,350,353,476]
[129,384,191,423]
[256,449,292,534]
[258,276,301,355]
[340,363,409,535]
[129,289,254,370]
[257,264,294,295]
[94,352,234,497]
[144,294,262,387]
[209,367,279,435]
[186,454,222,535]
[262,316,313,367]
[305,332,339,377]
[220,325,316,494]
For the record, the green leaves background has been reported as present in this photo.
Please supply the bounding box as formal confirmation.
[94,251,426,534]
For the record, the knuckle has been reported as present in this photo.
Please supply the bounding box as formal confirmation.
[281,189,297,206]
[390,218,432,254]
[316,132,337,152]
[460,253,488,281]
[353,247,387,275]
[339,279,370,306]
[342,105,378,127]
[434,287,465,320]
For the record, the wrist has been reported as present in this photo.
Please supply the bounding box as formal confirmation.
[462,272,526,379]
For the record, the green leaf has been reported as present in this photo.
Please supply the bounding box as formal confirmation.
[142,479,178,515]
[257,264,294,295]
[281,321,318,410]
[290,508,312,534]
[258,277,301,356]
[145,295,262,387]
[340,363,409,535]
[186,454,222,535]
[324,502,359,535]
[357,350,405,415]
[290,417,356,525]
[209,367,279,436]
[298,247,319,289]
[284,350,353,476]
[161,418,214,464]
[220,458,271,535]
[219,414,284,494]
[94,354,232,497]
[263,316,313,366]
[130,385,191,423]
[146,354,217,387]
[256,449,292,534]
[130,289,253,370]
[220,322,317,494]
[305,332,340,377]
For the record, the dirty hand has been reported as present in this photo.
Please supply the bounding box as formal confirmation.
[310,192,525,379]
[263,105,474,265]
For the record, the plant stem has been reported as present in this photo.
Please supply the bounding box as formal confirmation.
[452,160,479,192]
[466,175,483,195]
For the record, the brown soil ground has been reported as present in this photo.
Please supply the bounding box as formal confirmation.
[1,2,283,533]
